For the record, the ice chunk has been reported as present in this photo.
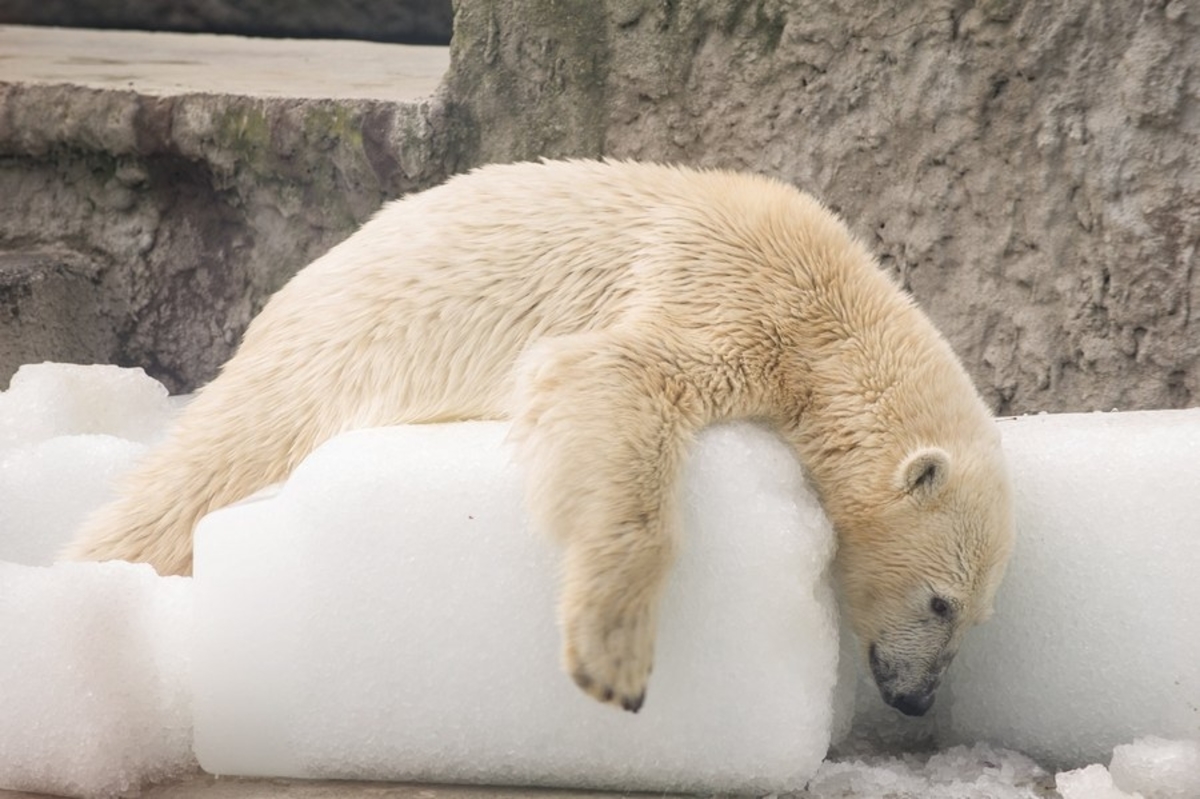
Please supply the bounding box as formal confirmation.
[1056,764,1143,799]
[0,561,195,798]
[948,410,1200,767]
[0,435,147,565]
[193,421,841,795]
[808,743,1049,799]
[0,363,181,565]
[1110,737,1200,799]
[0,362,175,449]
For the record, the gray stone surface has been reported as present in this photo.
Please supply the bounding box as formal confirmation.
[0,27,452,392]
[0,0,453,45]
[1,26,449,100]
[449,0,1200,413]
[0,247,119,378]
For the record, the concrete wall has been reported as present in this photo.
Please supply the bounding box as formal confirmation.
[447,0,1199,414]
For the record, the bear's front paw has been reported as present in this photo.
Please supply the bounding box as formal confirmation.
[563,601,657,713]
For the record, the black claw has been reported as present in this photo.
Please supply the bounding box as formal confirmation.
[601,686,614,702]
[622,692,645,713]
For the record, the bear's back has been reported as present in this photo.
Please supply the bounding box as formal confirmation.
[240,160,902,425]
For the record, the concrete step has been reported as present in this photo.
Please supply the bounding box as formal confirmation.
[0,25,448,101]
[0,25,454,393]
[0,1,453,46]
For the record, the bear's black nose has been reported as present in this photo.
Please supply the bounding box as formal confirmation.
[890,691,935,717]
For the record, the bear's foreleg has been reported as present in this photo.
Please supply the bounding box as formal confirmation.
[513,330,708,712]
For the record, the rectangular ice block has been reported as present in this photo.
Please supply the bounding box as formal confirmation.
[947,409,1200,767]
[192,421,842,794]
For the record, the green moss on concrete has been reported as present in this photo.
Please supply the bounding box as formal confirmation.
[217,105,273,161]
[209,102,382,229]
[302,105,365,152]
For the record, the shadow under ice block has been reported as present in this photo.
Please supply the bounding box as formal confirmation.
[192,421,844,794]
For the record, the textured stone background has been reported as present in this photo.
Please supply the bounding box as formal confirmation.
[449,0,1199,414]
[2,0,1197,413]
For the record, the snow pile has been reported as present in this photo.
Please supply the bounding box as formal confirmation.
[193,421,842,794]
[0,362,176,449]
[808,743,1051,799]
[1056,738,1200,799]
[0,560,194,797]
[1110,737,1200,799]
[2,363,1199,799]
[1057,763,1141,799]
[949,410,1200,766]
[0,363,178,565]
[0,365,193,798]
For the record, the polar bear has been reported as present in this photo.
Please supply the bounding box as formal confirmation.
[68,159,1013,716]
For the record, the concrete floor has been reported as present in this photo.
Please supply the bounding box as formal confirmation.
[0,773,680,799]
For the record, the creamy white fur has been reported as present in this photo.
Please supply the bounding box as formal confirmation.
[68,159,1013,712]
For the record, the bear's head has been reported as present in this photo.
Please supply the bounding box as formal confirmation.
[832,441,1014,717]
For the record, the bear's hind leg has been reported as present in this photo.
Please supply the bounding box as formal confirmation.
[513,330,708,712]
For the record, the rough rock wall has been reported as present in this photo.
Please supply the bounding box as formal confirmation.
[449,0,1199,413]
[3,1,1195,410]
[0,86,449,392]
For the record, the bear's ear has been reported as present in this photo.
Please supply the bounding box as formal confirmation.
[897,447,951,502]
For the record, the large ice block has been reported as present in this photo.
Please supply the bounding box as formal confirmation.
[948,409,1200,767]
[0,561,194,798]
[192,421,843,795]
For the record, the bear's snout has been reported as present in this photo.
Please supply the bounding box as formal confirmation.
[889,690,936,717]
[870,642,944,717]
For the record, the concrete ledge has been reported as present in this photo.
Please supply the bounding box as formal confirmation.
[0,25,448,100]
[0,26,454,392]
[0,0,453,46]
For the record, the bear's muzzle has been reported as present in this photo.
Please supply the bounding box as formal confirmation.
[869,642,945,717]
